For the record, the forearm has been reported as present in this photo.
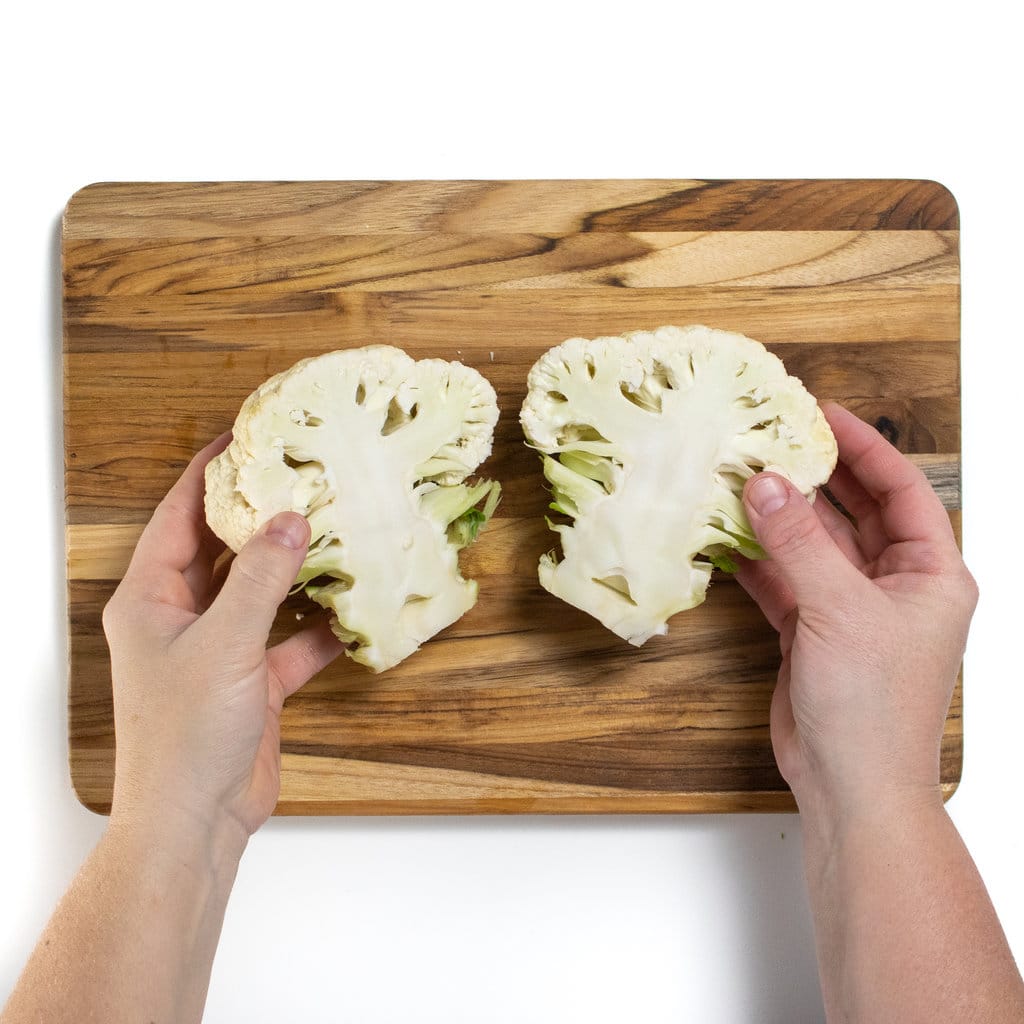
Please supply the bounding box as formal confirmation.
[1,810,245,1024]
[800,790,1024,1023]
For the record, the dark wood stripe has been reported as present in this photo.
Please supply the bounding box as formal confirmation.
[583,179,959,231]
[62,228,958,298]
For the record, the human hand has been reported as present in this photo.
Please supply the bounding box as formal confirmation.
[737,403,977,819]
[101,434,344,847]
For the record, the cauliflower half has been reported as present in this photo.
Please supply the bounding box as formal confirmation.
[520,325,837,646]
[205,346,500,673]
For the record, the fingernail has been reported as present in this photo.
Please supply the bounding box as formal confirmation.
[747,475,789,516]
[265,512,308,549]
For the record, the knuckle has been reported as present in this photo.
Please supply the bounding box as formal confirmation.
[912,541,949,576]
[295,632,320,669]
[765,507,819,555]
[101,589,130,638]
[959,566,980,611]
[231,544,287,595]
[931,561,980,616]
[232,557,276,594]
[283,635,319,681]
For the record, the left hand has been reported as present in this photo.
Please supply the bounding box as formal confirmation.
[101,433,344,844]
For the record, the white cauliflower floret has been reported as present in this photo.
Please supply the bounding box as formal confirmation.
[520,325,837,646]
[205,345,500,673]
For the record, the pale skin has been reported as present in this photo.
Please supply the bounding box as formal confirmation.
[2,432,345,1023]
[737,403,1024,1022]
[3,407,1023,1022]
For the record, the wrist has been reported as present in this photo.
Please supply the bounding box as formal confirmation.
[107,800,249,894]
[795,782,948,880]
[795,774,944,820]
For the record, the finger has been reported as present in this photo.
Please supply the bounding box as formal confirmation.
[202,512,311,652]
[734,556,795,633]
[267,617,346,705]
[182,523,227,606]
[813,488,867,570]
[125,432,232,591]
[823,463,889,561]
[196,548,235,613]
[743,472,859,614]
[823,403,957,551]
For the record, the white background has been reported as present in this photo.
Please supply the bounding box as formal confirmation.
[2,2,1020,1021]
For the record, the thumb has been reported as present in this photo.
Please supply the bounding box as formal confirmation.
[206,512,310,649]
[743,473,854,612]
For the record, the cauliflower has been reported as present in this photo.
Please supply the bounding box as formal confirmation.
[519,325,837,646]
[205,345,501,673]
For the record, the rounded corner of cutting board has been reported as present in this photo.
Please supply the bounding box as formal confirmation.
[917,177,960,226]
[69,781,111,817]
[62,181,119,231]
[68,757,112,817]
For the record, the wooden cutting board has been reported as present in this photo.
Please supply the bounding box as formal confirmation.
[63,179,962,814]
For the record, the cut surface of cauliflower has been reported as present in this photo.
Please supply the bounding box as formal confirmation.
[205,345,500,673]
[519,325,837,646]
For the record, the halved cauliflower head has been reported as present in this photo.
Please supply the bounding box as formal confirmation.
[205,345,500,673]
[520,325,837,646]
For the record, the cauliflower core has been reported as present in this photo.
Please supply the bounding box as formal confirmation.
[520,325,837,646]
[205,346,500,673]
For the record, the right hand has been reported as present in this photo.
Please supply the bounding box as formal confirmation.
[737,403,978,818]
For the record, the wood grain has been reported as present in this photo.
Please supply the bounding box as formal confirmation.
[63,179,962,815]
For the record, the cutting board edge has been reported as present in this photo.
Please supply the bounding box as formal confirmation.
[66,780,962,818]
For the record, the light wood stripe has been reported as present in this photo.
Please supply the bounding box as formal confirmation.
[62,230,958,297]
